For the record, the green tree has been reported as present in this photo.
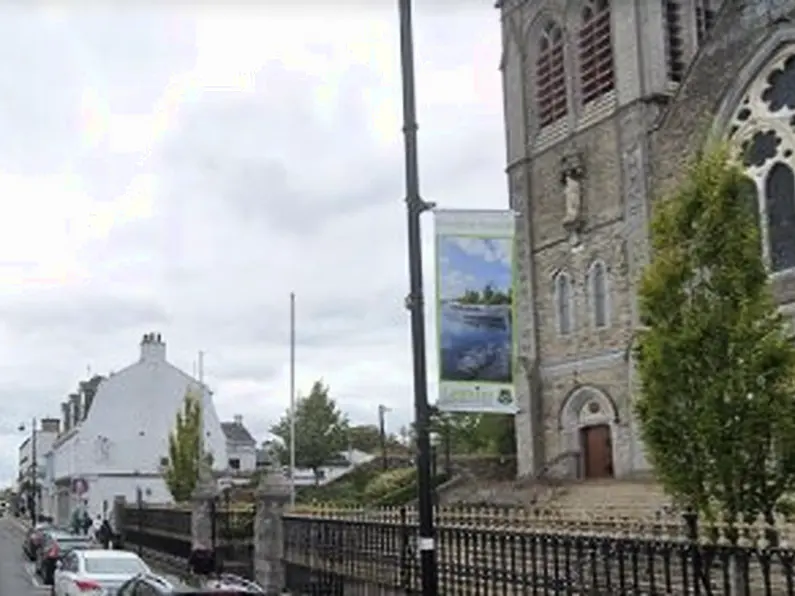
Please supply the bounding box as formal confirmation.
[163,388,202,502]
[345,424,402,453]
[347,424,381,453]
[411,408,516,456]
[475,414,516,456]
[635,145,795,524]
[271,380,349,484]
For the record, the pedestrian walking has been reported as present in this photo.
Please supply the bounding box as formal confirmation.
[188,543,216,577]
[89,514,102,541]
[81,509,92,535]
[97,518,113,549]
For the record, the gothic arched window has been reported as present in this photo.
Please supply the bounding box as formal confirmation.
[579,0,614,104]
[728,48,795,274]
[537,21,567,128]
[588,261,609,328]
[554,271,573,335]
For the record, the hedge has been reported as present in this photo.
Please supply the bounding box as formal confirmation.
[363,467,416,502]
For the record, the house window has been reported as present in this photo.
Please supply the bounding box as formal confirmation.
[588,261,609,328]
[228,458,241,470]
[695,0,717,45]
[579,0,614,104]
[664,0,685,83]
[555,272,573,335]
[727,48,795,274]
[537,20,567,128]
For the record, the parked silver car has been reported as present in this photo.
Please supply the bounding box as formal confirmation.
[52,548,149,595]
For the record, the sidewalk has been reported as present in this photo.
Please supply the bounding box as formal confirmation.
[4,515,29,534]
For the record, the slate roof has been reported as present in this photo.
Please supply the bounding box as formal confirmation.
[221,421,256,445]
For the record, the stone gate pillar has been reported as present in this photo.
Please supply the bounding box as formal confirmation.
[254,462,291,594]
[191,462,218,550]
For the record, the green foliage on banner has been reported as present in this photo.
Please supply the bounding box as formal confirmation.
[455,284,512,305]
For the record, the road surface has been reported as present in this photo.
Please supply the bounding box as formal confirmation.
[0,516,49,595]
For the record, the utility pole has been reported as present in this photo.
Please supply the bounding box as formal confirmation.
[397,0,438,592]
[30,417,37,526]
[378,405,389,471]
[289,292,297,506]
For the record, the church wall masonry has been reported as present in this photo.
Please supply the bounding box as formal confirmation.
[496,0,795,479]
[502,0,650,479]
[650,3,778,201]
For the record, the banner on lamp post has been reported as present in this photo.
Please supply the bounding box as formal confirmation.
[434,209,517,414]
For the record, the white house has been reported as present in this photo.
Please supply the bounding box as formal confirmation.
[49,333,228,524]
[221,415,257,472]
[17,418,60,518]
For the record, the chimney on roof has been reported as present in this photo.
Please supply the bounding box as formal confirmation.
[69,393,81,428]
[81,376,102,420]
[233,414,243,425]
[140,332,166,363]
[61,402,71,433]
[41,418,60,434]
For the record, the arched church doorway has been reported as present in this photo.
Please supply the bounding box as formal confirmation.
[580,423,614,479]
[559,386,618,479]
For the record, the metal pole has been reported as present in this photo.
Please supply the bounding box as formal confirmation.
[444,425,452,478]
[397,0,438,592]
[289,292,296,506]
[378,405,388,471]
[31,417,37,525]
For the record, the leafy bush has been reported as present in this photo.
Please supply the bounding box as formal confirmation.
[374,473,451,507]
[295,465,382,505]
[363,467,416,502]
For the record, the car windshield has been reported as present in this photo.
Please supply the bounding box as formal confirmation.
[83,557,146,575]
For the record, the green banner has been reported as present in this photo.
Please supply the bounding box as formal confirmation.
[434,209,517,414]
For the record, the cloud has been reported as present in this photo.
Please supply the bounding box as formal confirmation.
[452,237,512,266]
[440,270,479,302]
[0,5,505,486]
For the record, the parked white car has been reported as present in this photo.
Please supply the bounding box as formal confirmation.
[52,549,149,595]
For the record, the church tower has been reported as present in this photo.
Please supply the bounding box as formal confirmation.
[498,0,722,479]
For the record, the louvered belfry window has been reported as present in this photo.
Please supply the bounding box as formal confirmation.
[537,21,567,128]
[664,0,685,83]
[579,0,614,105]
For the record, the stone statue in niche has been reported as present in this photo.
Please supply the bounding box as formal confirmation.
[561,152,585,235]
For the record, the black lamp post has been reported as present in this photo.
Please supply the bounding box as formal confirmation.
[397,0,438,593]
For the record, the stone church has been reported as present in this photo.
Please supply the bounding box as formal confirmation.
[499,0,795,481]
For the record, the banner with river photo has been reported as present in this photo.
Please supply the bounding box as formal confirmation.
[434,209,517,414]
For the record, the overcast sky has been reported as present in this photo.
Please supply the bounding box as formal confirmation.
[0,4,505,486]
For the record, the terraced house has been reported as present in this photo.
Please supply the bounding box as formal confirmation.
[500,0,795,482]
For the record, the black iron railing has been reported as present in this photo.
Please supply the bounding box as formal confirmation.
[282,508,795,595]
[122,505,193,561]
[213,498,255,579]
